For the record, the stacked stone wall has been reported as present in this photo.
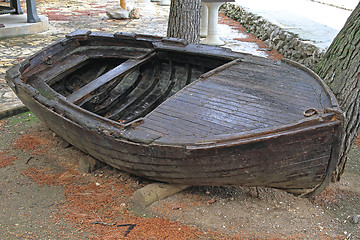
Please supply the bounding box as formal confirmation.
[220,3,325,70]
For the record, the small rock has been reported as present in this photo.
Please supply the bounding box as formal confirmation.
[351,214,359,224]
[58,139,71,149]
[129,8,140,19]
[106,7,129,19]
[78,156,98,173]
[172,205,181,210]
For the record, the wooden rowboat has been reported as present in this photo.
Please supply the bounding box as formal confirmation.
[6,30,343,196]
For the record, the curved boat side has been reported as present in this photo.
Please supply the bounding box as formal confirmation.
[5,31,344,196]
[6,70,343,196]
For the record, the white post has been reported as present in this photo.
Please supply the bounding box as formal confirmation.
[158,0,170,6]
[201,1,224,46]
[200,3,208,38]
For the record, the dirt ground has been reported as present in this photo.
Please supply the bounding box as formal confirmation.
[0,112,359,239]
[0,0,358,238]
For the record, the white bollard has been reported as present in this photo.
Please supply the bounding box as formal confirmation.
[158,0,170,6]
[200,3,208,38]
[201,1,224,46]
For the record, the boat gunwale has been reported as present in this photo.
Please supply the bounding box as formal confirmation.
[6,59,344,197]
[7,68,343,149]
[5,71,343,156]
[4,83,343,196]
[6,31,343,149]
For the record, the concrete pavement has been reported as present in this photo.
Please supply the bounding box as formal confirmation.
[234,0,357,49]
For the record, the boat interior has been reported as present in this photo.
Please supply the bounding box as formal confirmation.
[20,35,335,144]
[27,44,230,125]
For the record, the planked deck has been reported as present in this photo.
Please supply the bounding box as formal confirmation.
[126,58,333,144]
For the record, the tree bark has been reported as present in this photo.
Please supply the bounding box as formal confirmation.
[315,3,360,181]
[167,0,202,44]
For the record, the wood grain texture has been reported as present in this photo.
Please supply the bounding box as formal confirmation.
[6,31,344,197]
[315,3,360,180]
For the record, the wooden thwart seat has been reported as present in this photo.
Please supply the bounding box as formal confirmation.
[66,52,156,104]
[36,55,90,85]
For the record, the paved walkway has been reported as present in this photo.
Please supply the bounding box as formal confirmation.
[0,0,282,119]
[235,0,357,49]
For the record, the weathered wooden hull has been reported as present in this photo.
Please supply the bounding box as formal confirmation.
[6,30,343,196]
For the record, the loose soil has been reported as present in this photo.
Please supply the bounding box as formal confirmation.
[0,112,359,239]
[0,0,358,238]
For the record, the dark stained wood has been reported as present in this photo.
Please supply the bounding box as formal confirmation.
[35,55,90,86]
[6,30,344,197]
[105,61,160,120]
[69,46,155,60]
[110,61,174,122]
[90,69,142,114]
[66,52,156,104]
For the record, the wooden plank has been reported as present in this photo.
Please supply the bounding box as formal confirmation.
[66,52,156,104]
[186,85,301,119]
[145,112,219,136]
[167,94,281,128]
[106,63,160,120]
[187,84,303,123]
[222,62,329,105]
[117,62,174,122]
[212,70,318,105]
[153,100,265,135]
[177,89,291,124]
[192,77,320,114]
[129,139,331,177]
[148,157,330,182]
[69,46,154,60]
[143,117,202,136]
[150,109,234,134]
[22,39,80,79]
[218,61,314,91]
[100,125,332,170]
[168,63,189,95]
[132,183,189,208]
[160,100,258,130]
[120,126,163,144]
[35,55,90,86]
[91,69,142,114]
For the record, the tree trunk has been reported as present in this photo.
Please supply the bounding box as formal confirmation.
[167,0,202,44]
[315,3,360,181]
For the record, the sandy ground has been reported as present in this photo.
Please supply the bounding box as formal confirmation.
[0,112,359,239]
